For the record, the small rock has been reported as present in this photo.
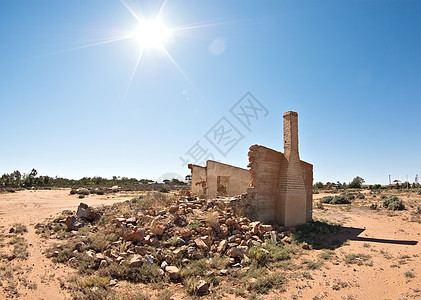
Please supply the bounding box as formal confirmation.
[76,203,101,221]
[68,257,78,267]
[196,280,209,295]
[123,229,145,242]
[169,204,179,213]
[65,216,82,231]
[144,254,155,266]
[128,255,143,267]
[217,240,228,253]
[109,279,118,286]
[95,253,105,262]
[282,236,291,244]
[270,231,279,243]
[74,241,85,252]
[6,253,16,261]
[165,265,180,280]
[219,269,228,276]
[99,260,108,268]
[261,224,273,232]
[194,237,209,251]
[126,217,136,223]
[227,247,243,258]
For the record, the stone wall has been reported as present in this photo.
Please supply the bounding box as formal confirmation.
[188,111,313,227]
[189,161,250,199]
[247,111,313,227]
[188,164,207,196]
[206,161,250,198]
[247,145,285,223]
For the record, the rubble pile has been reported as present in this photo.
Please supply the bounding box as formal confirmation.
[41,195,304,296]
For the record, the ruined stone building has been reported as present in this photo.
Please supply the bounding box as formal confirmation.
[188,161,250,198]
[188,111,313,227]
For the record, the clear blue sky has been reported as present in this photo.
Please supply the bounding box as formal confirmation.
[0,0,420,184]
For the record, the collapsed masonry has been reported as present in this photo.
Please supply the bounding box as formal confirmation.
[189,111,313,227]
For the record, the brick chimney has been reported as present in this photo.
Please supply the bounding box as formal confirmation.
[283,111,299,161]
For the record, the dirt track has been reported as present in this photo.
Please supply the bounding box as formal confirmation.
[0,189,128,299]
[1,189,421,299]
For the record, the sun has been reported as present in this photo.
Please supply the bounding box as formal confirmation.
[131,19,171,49]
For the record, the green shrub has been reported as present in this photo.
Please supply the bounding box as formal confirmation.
[330,195,350,204]
[356,192,365,199]
[344,253,371,265]
[321,193,354,204]
[246,272,284,294]
[315,202,324,209]
[320,196,334,203]
[404,270,415,278]
[383,195,405,211]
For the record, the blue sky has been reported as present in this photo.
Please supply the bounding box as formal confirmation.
[0,0,420,184]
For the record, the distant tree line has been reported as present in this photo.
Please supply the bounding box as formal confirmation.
[314,176,420,190]
[0,169,187,189]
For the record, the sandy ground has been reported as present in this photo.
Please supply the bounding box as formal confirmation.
[1,189,421,299]
[0,189,130,299]
[282,191,421,300]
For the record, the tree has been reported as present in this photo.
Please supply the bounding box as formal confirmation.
[349,176,364,188]
[314,182,323,189]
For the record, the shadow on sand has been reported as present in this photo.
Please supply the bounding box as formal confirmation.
[294,221,418,250]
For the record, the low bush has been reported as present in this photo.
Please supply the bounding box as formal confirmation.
[321,193,354,204]
[344,253,372,266]
[356,192,365,199]
[320,196,334,203]
[383,195,405,211]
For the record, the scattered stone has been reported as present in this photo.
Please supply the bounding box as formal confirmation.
[144,254,155,265]
[227,247,243,258]
[217,240,228,253]
[74,241,85,252]
[76,203,101,221]
[261,224,273,232]
[123,229,145,242]
[128,255,143,267]
[169,204,179,213]
[165,265,180,280]
[219,269,228,276]
[194,237,209,251]
[282,236,291,244]
[270,231,279,243]
[6,253,16,261]
[68,257,78,267]
[196,280,209,295]
[126,217,136,223]
[100,260,108,268]
[109,279,118,286]
[95,253,105,262]
[65,216,82,231]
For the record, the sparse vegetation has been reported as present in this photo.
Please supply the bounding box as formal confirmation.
[383,195,405,211]
[348,176,364,189]
[320,192,354,204]
[344,253,372,266]
[404,270,415,278]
